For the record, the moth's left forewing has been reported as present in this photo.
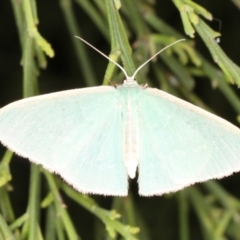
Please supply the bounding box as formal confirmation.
[0,86,128,196]
[138,87,240,196]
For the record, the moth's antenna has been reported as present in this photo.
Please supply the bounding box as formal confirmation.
[132,39,185,79]
[75,36,185,81]
[75,36,129,79]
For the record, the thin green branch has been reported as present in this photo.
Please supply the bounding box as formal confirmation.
[44,205,56,240]
[0,213,16,240]
[0,186,15,224]
[105,0,137,80]
[232,0,240,9]
[195,19,240,85]
[22,21,42,239]
[0,151,13,187]
[178,191,190,240]
[62,184,139,240]
[60,0,97,86]
[121,0,148,37]
[74,0,109,38]
[22,0,54,57]
[27,165,41,240]
[22,33,38,98]
[10,0,25,48]
[188,187,218,240]
[43,171,80,240]
[144,11,240,115]
[203,181,240,209]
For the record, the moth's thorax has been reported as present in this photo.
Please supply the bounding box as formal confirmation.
[118,81,142,179]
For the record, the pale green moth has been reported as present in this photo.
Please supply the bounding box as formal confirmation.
[0,37,240,196]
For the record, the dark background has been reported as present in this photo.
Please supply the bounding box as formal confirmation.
[0,0,240,239]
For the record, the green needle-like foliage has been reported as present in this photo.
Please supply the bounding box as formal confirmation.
[1,0,240,239]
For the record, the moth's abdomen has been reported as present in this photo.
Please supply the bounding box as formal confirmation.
[119,83,142,179]
[124,97,140,178]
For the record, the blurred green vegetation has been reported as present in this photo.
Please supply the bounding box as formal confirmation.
[1,0,240,239]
